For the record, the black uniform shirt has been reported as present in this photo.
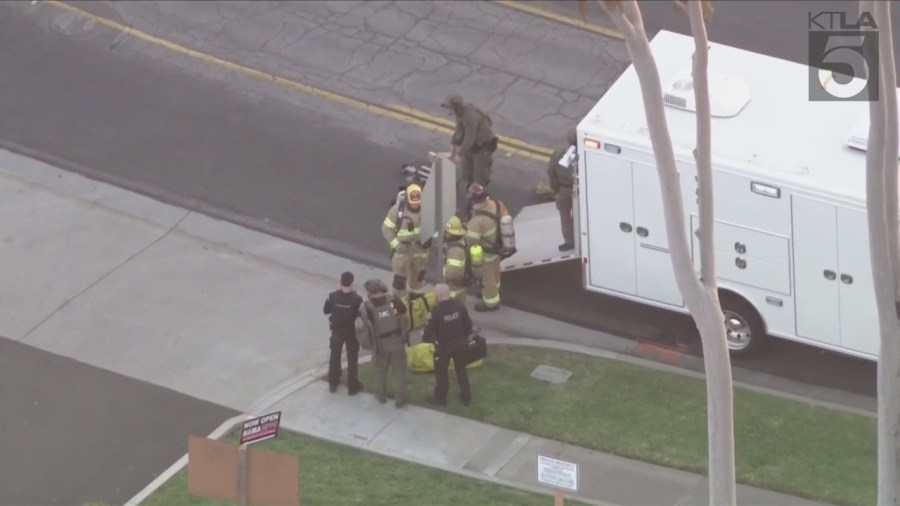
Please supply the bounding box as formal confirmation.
[323,289,363,330]
[423,299,473,344]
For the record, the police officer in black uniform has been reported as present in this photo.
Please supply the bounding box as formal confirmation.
[323,271,364,394]
[423,283,474,406]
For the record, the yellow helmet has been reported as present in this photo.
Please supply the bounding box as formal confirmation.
[406,184,422,205]
[445,215,465,236]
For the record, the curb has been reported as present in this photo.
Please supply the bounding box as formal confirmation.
[127,336,859,506]
[476,327,877,419]
[122,362,341,506]
[123,413,245,506]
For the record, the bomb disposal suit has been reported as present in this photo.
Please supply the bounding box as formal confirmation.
[382,184,433,301]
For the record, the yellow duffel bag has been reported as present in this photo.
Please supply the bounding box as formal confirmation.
[407,342,483,372]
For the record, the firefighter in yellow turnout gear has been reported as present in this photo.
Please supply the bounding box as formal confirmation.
[464,184,508,312]
[382,184,434,301]
[442,216,469,302]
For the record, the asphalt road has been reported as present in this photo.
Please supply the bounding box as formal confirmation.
[536,0,900,71]
[0,0,876,402]
[0,336,236,505]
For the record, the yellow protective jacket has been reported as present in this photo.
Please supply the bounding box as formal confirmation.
[443,240,468,284]
[382,201,423,252]
[465,198,507,261]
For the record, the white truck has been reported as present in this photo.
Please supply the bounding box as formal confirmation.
[504,29,891,361]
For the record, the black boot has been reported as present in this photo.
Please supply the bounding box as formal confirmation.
[558,243,575,251]
[348,382,364,396]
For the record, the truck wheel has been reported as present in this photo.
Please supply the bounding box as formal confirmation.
[719,294,766,357]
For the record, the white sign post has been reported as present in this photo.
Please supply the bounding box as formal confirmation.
[537,455,578,505]
[419,153,457,281]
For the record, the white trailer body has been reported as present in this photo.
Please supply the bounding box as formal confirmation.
[505,29,894,361]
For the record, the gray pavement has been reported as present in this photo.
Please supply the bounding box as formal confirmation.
[521,0,900,71]
[0,335,236,506]
[95,0,630,151]
[0,134,854,506]
[0,0,879,399]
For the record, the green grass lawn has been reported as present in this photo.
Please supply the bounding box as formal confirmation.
[358,344,876,506]
[142,431,588,506]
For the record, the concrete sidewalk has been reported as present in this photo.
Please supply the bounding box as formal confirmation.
[0,147,832,505]
[273,359,828,506]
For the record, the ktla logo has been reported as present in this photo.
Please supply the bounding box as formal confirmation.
[808,10,879,101]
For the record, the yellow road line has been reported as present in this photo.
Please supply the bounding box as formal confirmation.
[493,0,625,41]
[388,103,555,156]
[43,0,552,162]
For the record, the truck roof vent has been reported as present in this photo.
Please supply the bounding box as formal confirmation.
[662,68,751,118]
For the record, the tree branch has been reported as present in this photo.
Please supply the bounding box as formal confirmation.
[688,2,715,289]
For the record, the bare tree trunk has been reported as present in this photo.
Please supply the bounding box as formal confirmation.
[599,2,735,504]
[863,0,900,502]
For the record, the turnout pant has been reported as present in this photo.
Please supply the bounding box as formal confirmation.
[328,329,360,388]
[434,338,471,403]
[448,280,468,302]
[481,257,501,307]
[555,188,575,246]
[391,246,429,300]
[375,335,407,402]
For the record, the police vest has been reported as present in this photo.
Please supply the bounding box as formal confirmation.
[367,298,401,338]
[329,292,358,328]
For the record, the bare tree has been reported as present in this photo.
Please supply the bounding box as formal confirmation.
[861,0,900,502]
[579,1,736,503]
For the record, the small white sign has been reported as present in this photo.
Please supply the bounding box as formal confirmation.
[537,455,578,492]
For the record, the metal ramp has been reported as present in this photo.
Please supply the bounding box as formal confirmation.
[500,202,579,272]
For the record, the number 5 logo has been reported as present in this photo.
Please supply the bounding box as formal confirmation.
[808,31,879,101]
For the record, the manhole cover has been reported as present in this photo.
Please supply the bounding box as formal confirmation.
[52,12,98,37]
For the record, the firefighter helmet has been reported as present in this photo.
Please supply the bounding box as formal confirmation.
[406,183,422,205]
[445,215,465,236]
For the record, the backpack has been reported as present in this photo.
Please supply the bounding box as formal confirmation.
[355,307,375,351]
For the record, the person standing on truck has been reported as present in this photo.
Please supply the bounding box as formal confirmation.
[382,183,433,302]
[363,278,410,408]
[441,93,499,188]
[442,216,469,302]
[547,128,578,251]
[464,183,508,312]
[323,271,365,395]
[422,283,474,407]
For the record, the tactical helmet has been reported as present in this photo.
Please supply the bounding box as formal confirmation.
[364,278,386,294]
[441,93,464,110]
[445,215,465,236]
[406,183,422,205]
[566,128,577,146]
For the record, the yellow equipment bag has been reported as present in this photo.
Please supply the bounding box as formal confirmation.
[407,342,483,372]
[408,292,437,330]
